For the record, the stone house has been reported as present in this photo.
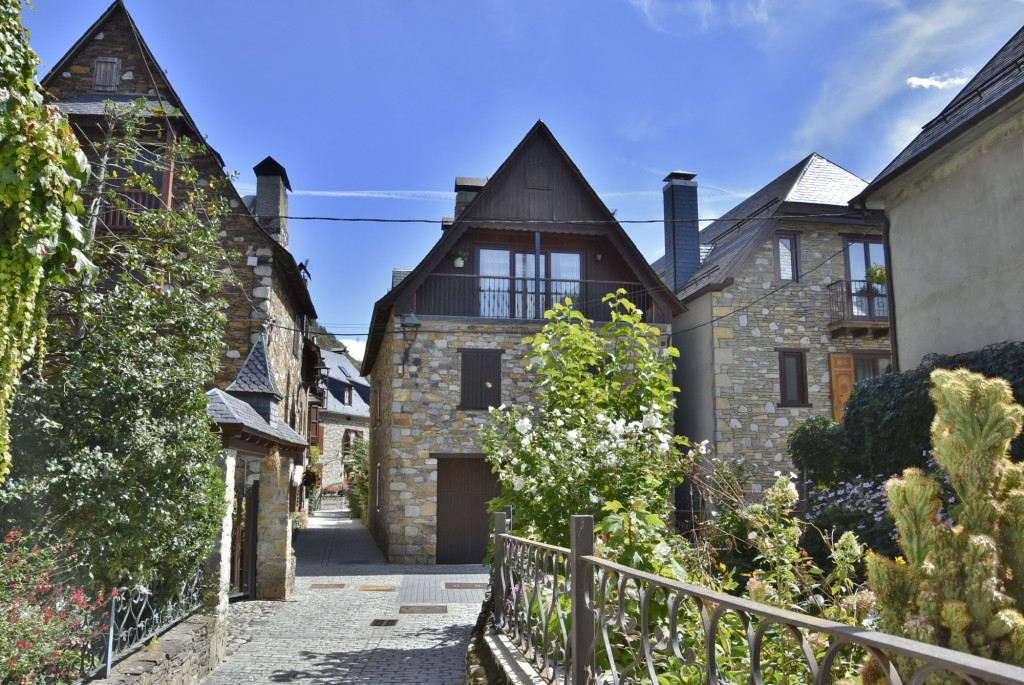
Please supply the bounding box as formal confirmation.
[42,0,319,599]
[659,155,892,497]
[310,349,370,492]
[361,121,683,564]
[854,25,1024,370]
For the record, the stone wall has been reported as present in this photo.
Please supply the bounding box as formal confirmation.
[378,316,546,564]
[368,328,393,550]
[100,614,226,685]
[46,10,173,100]
[255,447,296,599]
[708,222,890,495]
[320,414,367,488]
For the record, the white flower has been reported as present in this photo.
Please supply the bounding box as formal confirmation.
[748,531,758,540]
[521,435,531,448]
[698,440,709,455]
[774,470,781,477]
[789,471,798,480]
[567,429,580,446]
[642,413,663,429]
[609,419,626,437]
[589,492,600,504]
[515,417,532,434]
[513,477,525,491]
[556,419,564,427]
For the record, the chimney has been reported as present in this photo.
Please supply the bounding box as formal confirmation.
[663,171,699,293]
[454,177,486,217]
[253,156,291,247]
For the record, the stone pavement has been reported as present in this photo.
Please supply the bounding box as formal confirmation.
[200,502,490,685]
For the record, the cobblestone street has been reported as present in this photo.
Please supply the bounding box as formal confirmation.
[200,500,489,685]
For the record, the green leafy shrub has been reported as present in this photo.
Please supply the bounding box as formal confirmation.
[482,292,691,549]
[2,101,230,594]
[346,437,369,522]
[840,341,1024,481]
[787,416,850,484]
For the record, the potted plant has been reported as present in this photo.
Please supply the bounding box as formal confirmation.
[866,264,886,287]
[449,249,468,268]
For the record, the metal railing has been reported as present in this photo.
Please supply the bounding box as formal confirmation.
[492,512,1024,685]
[74,569,204,680]
[413,274,662,323]
[828,279,889,324]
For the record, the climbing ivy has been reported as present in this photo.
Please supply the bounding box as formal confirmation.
[0,0,92,482]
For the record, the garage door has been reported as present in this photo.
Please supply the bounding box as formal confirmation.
[436,455,501,564]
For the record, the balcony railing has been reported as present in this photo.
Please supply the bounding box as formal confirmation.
[828,279,890,337]
[413,274,663,323]
[101,189,164,229]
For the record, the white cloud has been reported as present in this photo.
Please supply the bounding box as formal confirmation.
[794,0,1024,167]
[625,0,773,33]
[906,70,973,89]
[336,339,366,362]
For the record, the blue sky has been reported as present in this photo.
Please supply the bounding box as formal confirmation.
[24,0,1024,358]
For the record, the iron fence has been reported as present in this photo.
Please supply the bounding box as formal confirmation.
[73,568,204,680]
[492,512,1024,685]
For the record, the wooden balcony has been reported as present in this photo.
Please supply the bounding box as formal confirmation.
[101,189,164,229]
[411,273,667,324]
[828,279,890,338]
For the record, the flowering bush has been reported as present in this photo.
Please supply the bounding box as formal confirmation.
[481,292,693,548]
[803,475,899,563]
[0,526,104,684]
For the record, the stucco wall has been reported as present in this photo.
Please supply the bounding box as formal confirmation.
[700,223,889,495]
[880,100,1024,369]
[674,294,714,447]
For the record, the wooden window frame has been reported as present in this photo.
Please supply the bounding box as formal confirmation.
[777,348,810,407]
[774,232,800,283]
[459,348,503,410]
[852,351,893,383]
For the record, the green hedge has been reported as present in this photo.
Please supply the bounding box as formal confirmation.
[801,341,1024,483]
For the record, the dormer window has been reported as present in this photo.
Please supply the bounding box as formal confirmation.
[93,57,121,92]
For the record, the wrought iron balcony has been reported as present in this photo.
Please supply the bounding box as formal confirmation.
[828,279,890,338]
[411,273,666,323]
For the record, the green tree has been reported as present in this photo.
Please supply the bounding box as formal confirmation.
[481,292,692,548]
[2,101,230,593]
[0,0,92,482]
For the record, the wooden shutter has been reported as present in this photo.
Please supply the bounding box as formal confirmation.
[460,349,502,410]
[93,57,120,92]
[830,353,854,422]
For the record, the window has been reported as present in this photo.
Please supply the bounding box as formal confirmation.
[778,349,809,406]
[292,313,303,357]
[844,237,887,319]
[853,353,892,383]
[460,349,502,410]
[478,249,581,319]
[775,233,799,282]
[343,429,362,454]
[93,57,120,92]
[340,384,353,406]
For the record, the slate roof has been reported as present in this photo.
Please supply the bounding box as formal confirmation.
[51,93,176,117]
[226,336,282,398]
[206,389,307,449]
[861,25,1024,197]
[676,153,866,300]
[320,350,370,418]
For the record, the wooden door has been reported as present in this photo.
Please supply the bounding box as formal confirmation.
[830,353,854,422]
[436,456,501,564]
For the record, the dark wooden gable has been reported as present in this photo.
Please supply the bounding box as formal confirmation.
[461,124,611,226]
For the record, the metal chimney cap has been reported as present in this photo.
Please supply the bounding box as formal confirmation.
[663,171,697,183]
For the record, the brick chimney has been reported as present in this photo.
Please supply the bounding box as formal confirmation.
[253,156,291,247]
[663,171,699,293]
[454,177,486,217]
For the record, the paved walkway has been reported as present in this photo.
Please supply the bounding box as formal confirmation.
[200,501,489,685]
